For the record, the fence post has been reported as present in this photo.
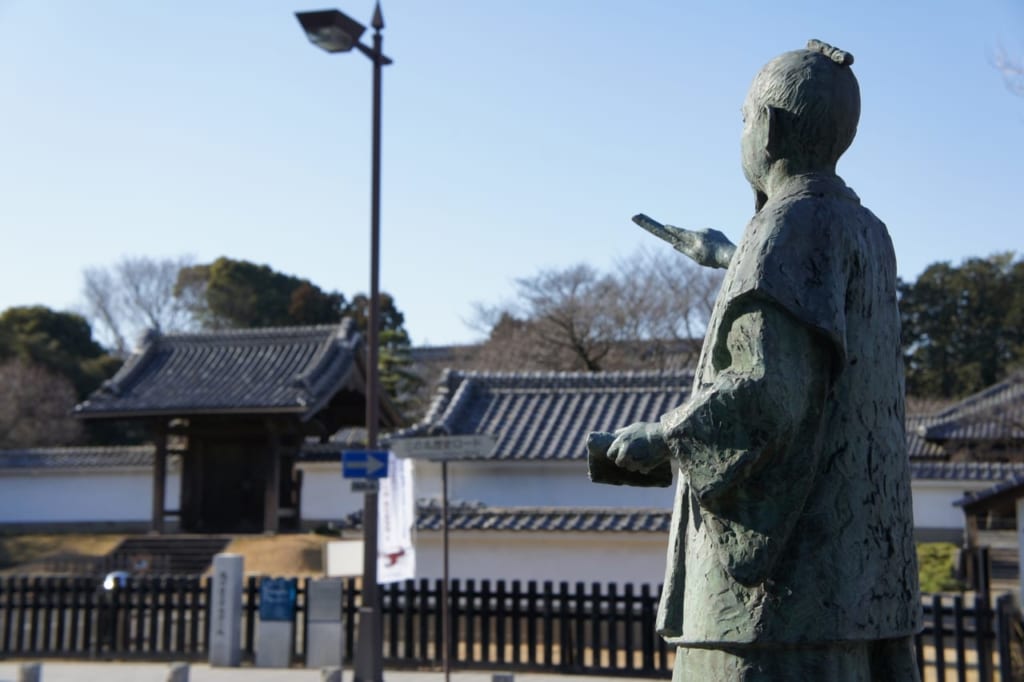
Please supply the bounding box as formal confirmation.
[931,594,945,680]
[994,594,1015,682]
[976,547,992,600]
[975,593,993,682]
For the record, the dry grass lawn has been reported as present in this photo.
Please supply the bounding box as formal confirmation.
[0,533,124,573]
[0,532,334,576]
[221,533,332,576]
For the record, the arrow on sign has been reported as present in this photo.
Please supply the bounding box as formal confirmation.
[342,450,390,479]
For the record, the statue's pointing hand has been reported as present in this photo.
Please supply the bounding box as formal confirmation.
[632,214,736,269]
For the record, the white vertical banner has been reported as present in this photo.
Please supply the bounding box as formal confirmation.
[378,452,416,583]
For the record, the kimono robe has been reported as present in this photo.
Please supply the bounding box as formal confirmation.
[650,173,920,679]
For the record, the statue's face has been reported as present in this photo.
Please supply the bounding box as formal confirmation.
[740,91,770,194]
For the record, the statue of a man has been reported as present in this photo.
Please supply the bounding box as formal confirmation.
[587,40,921,681]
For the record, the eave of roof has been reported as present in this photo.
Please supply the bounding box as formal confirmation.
[917,372,1024,443]
[910,460,1024,482]
[955,474,1024,511]
[341,503,671,534]
[74,322,365,422]
[0,445,156,471]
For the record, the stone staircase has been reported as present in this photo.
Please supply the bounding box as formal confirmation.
[106,535,230,575]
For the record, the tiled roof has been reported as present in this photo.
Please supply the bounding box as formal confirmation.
[910,460,1024,481]
[0,446,155,470]
[906,414,951,460]
[410,370,693,461]
[75,322,364,420]
[954,474,1024,510]
[916,372,1024,443]
[343,502,670,533]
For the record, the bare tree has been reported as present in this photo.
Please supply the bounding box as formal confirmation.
[469,248,724,372]
[0,359,82,448]
[995,48,1024,96]
[82,255,196,356]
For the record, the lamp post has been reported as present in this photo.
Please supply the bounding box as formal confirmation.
[295,6,391,682]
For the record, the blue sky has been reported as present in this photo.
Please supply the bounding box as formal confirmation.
[1,1,1021,347]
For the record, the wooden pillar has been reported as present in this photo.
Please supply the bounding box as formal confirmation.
[263,422,280,534]
[152,422,167,534]
[1016,497,1024,603]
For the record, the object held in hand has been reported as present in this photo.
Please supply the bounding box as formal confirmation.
[586,431,673,488]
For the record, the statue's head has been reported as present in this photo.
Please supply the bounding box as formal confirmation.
[741,40,860,198]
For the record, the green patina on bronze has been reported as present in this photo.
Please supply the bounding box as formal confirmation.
[587,40,921,681]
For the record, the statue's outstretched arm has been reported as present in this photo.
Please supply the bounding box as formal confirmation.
[633,213,736,269]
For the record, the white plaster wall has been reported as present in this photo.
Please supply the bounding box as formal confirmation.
[911,480,993,530]
[413,460,675,509]
[0,469,180,523]
[413,530,667,586]
[300,457,997,541]
[298,462,368,523]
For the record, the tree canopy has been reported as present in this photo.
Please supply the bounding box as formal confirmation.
[899,252,1024,399]
[469,248,723,372]
[0,306,121,399]
[171,257,421,408]
[0,306,123,447]
[175,257,347,329]
[0,359,82,448]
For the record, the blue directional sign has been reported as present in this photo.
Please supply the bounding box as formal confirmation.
[342,449,390,479]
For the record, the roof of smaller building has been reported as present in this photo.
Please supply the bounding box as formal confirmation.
[343,502,670,534]
[75,322,368,421]
[916,372,1024,443]
[906,414,948,460]
[0,446,155,470]
[954,474,1024,511]
[410,370,693,461]
[910,460,1024,481]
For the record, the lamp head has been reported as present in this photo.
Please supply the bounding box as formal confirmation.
[295,9,367,53]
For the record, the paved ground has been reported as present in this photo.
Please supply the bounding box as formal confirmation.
[0,662,654,682]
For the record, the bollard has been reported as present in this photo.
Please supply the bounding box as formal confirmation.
[321,667,342,682]
[167,661,190,682]
[17,662,41,682]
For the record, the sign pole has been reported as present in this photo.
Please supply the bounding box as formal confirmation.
[387,433,497,682]
[441,460,451,682]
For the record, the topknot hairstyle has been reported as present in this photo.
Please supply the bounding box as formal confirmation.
[806,39,854,67]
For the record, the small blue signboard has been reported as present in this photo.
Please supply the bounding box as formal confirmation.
[259,578,297,622]
[342,449,390,479]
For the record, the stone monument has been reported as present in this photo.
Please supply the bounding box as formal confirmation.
[587,40,921,681]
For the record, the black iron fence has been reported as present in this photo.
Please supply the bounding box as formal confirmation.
[1,575,1021,680]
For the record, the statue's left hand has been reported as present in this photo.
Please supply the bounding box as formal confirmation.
[606,422,671,473]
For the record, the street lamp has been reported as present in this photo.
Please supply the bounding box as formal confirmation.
[295,6,391,682]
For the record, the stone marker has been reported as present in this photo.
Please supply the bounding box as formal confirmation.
[166,661,189,682]
[306,577,345,668]
[208,553,243,667]
[17,662,40,682]
[587,39,921,681]
[321,667,343,682]
[256,577,297,668]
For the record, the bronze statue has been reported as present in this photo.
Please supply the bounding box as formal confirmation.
[588,40,921,681]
